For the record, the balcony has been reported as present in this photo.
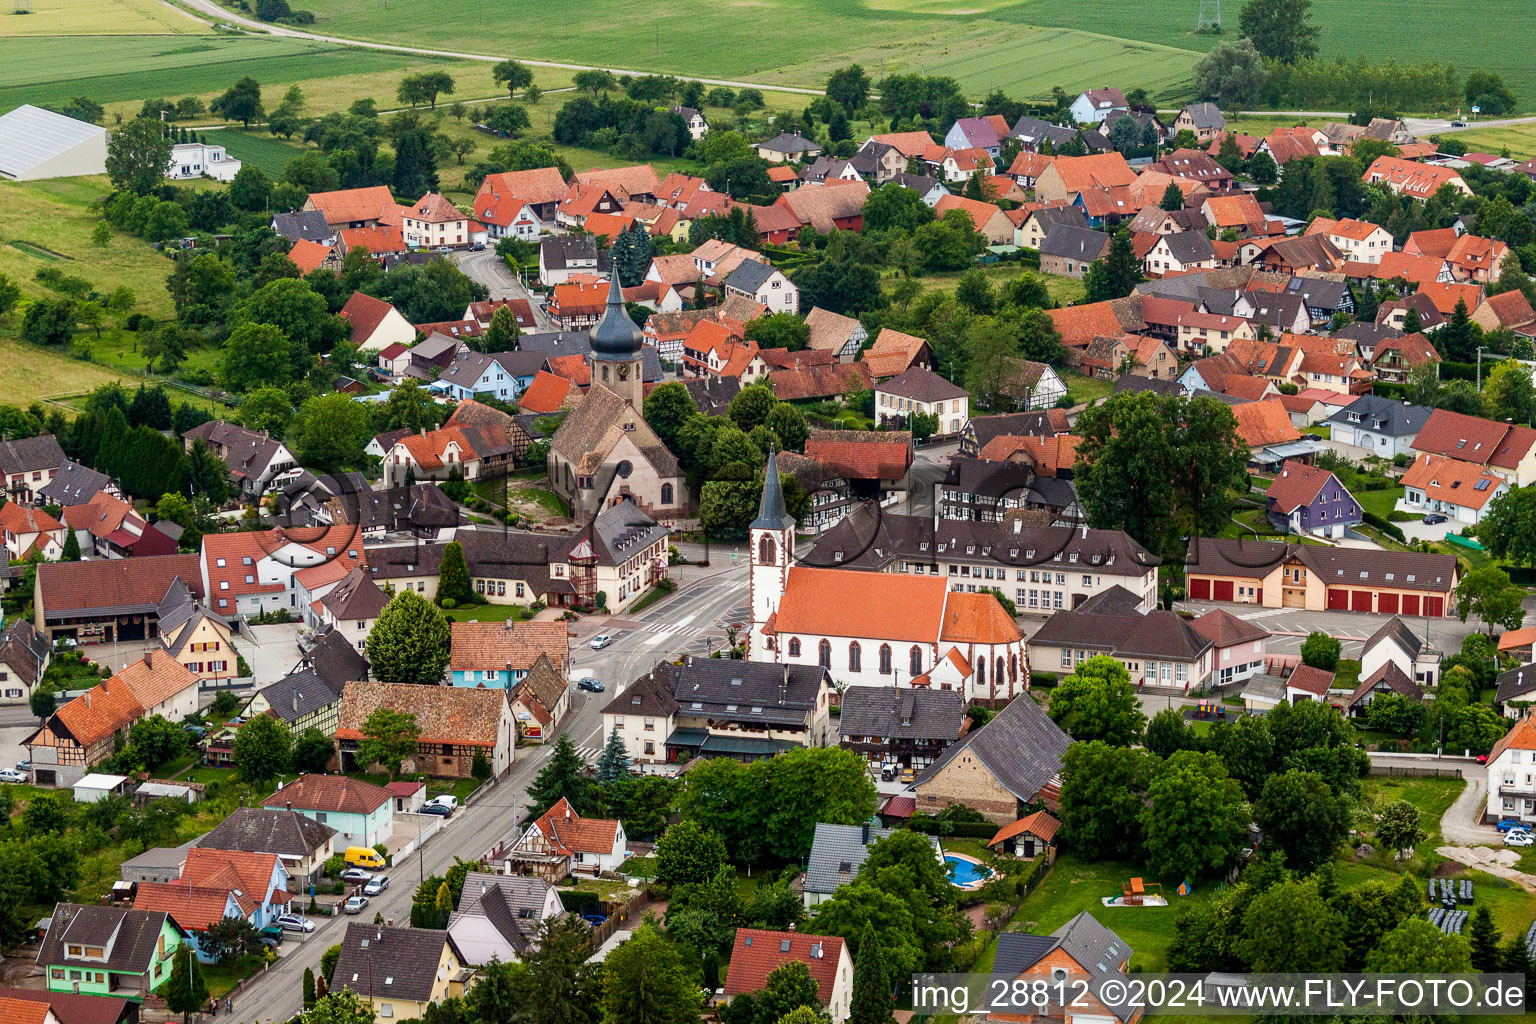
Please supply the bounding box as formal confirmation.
[1498,784,1536,798]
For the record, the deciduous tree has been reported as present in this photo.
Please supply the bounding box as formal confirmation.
[106,117,174,195]
[1141,750,1249,879]
[1057,741,1156,860]
[1048,655,1146,745]
[233,711,292,784]
[365,589,452,684]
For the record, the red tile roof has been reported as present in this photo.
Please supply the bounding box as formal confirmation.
[941,591,1023,644]
[1417,281,1483,316]
[1047,300,1130,347]
[1480,289,1536,327]
[1287,663,1334,695]
[1411,408,1536,469]
[723,929,847,1006]
[805,431,912,481]
[50,673,144,748]
[262,774,391,815]
[1265,460,1338,514]
[1049,152,1137,192]
[1364,157,1467,199]
[1400,453,1507,510]
[1232,399,1302,448]
[774,567,949,642]
[307,186,399,227]
[527,797,620,854]
[477,167,569,209]
[288,239,334,274]
[988,809,1060,847]
[340,292,399,346]
[339,224,406,255]
[1404,227,1459,259]
[518,370,574,414]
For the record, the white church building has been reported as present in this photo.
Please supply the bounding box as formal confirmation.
[747,451,1030,704]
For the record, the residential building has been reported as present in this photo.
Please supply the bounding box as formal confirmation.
[447,872,564,965]
[1471,290,1536,333]
[544,501,672,613]
[1038,225,1109,278]
[37,460,119,508]
[875,367,970,436]
[723,930,854,1024]
[1069,88,1128,125]
[332,923,469,1023]
[166,140,240,181]
[1190,609,1268,687]
[449,620,570,689]
[1328,395,1430,457]
[475,167,569,230]
[775,180,870,232]
[195,806,338,890]
[861,327,933,379]
[303,186,400,230]
[0,617,49,705]
[755,132,822,163]
[1363,157,1472,199]
[940,455,1081,526]
[33,553,202,643]
[1484,715,1536,825]
[155,580,237,683]
[340,292,416,353]
[337,681,516,778]
[912,690,1071,823]
[1400,452,1510,524]
[933,193,1014,242]
[1030,586,1214,690]
[181,421,297,498]
[261,774,393,848]
[997,358,1068,410]
[1185,537,1458,616]
[959,409,1070,457]
[1411,408,1536,486]
[200,526,365,619]
[36,904,184,1000]
[537,235,605,286]
[1495,662,1536,717]
[1175,102,1226,142]
[602,657,834,765]
[1371,333,1441,383]
[0,989,135,1024]
[0,501,63,560]
[803,507,1161,614]
[1306,217,1394,264]
[1144,232,1218,276]
[512,797,627,875]
[803,306,868,362]
[1265,460,1362,538]
[836,686,968,770]
[802,822,942,908]
[510,654,568,743]
[1343,659,1424,719]
[723,259,799,314]
[308,566,389,653]
[991,914,1139,1024]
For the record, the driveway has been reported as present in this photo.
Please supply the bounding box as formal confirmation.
[243,623,305,687]
[1441,772,1500,845]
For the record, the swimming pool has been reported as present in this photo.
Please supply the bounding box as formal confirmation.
[945,853,993,889]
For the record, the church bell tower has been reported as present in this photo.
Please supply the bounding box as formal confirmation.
[589,271,645,409]
[748,448,795,659]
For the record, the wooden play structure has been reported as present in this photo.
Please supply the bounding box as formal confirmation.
[1102,876,1168,907]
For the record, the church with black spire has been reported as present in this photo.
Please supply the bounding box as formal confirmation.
[545,272,690,525]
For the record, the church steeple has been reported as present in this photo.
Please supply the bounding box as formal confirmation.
[752,447,795,532]
[589,270,644,407]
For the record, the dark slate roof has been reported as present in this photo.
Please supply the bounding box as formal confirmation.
[752,448,795,531]
[802,505,1159,576]
[1348,660,1424,707]
[1113,374,1184,397]
[1325,394,1431,437]
[1363,616,1422,659]
[660,656,828,727]
[837,686,967,742]
[1284,276,1350,309]
[723,258,778,294]
[0,434,65,475]
[803,822,939,895]
[1186,538,1457,593]
[333,922,460,1004]
[893,172,944,196]
[967,411,1067,449]
[683,375,742,417]
[1181,102,1225,130]
[37,460,113,506]
[1027,476,1078,510]
[877,366,969,403]
[1332,321,1402,347]
[915,693,1071,802]
[300,628,370,690]
[540,235,597,271]
[945,456,1034,499]
[271,210,333,243]
[991,913,1136,1021]
[37,904,180,975]
[1246,292,1308,329]
[197,806,337,858]
[1030,606,1211,662]
[560,501,670,568]
[1008,117,1110,153]
[1495,663,1536,705]
[1039,225,1110,261]
[757,132,821,155]
[1026,206,1090,235]
[258,667,343,724]
[1160,230,1216,264]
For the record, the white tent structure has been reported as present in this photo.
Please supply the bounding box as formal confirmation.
[0,104,108,181]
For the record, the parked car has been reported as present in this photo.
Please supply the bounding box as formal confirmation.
[470,241,486,251]
[1503,829,1533,847]
[276,913,315,933]
[364,875,391,896]
[15,760,31,772]
[258,925,284,948]
[1495,819,1526,832]
[576,677,604,692]
[426,795,459,812]
[590,634,613,650]
[0,769,27,784]
[421,803,454,818]
[344,895,370,914]
[879,764,896,782]
[900,768,915,784]
[1423,513,1448,525]
[340,868,373,884]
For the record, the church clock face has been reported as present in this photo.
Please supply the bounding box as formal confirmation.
[617,363,631,380]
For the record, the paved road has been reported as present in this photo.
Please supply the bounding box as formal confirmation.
[455,250,552,332]
[163,0,824,94]
[233,557,747,1023]
[1407,115,1536,136]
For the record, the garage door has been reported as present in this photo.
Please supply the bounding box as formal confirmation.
[1351,590,1373,612]
[1378,593,1398,614]
[1327,588,1348,610]
[1426,596,1444,617]
[1213,580,1234,602]
[1189,578,1210,600]
[1401,594,1419,616]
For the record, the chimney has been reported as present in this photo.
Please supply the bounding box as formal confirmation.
[84,690,91,709]
[861,823,870,844]
[293,691,300,713]
[286,801,292,812]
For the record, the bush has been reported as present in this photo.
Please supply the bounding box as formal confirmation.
[441,598,458,609]
[1362,510,1407,543]
[1387,510,1410,522]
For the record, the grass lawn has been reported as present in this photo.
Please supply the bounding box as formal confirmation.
[428,776,485,803]
[208,128,312,177]
[1058,368,1114,407]
[201,956,266,999]
[1443,123,1536,161]
[1357,775,1463,849]
[440,601,533,623]
[1004,855,1196,972]
[906,263,1085,308]
[1354,486,1401,520]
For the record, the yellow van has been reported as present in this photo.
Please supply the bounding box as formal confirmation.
[345,846,386,870]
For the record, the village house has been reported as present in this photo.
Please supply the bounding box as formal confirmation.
[1306,217,1394,264]
[400,192,477,249]
[1359,616,1443,695]
[339,292,416,353]
[875,367,970,437]
[1190,608,1269,687]
[0,501,63,560]
[1069,87,1128,124]
[990,914,1139,1024]
[537,235,605,286]
[912,690,1071,823]
[1399,452,1509,525]
[0,618,49,706]
[181,420,297,498]
[1016,206,1090,250]
[1370,333,1441,383]
[332,923,468,1023]
[803,306,867,362]
[724,930,854,1024]
[1328,394,1430,457]
[1144,231,1218,276]
[200,526,364,619]
[155,579,238,683]
[987,809,1061,862]
[837,686,968,771]
[1038,225,1109,278]
[262,774,394,848]
[36,904,186,1001]
[775,181,870,232]
[1175,102,1226,142]
[723,259,799,314]
[933,193,1014,243]
[1494,658,1536,716]
[449,620,570,689]
[755,131,822,164]
[510,797,627,876]
[603,657,834,764]
[1484,716,1536,826]
[802,822,943,908]
[195,806,338,890]
[33,553,202,644]
[1364,156,1472,200]
[336,681,516,779]
[1265,459,1362,539]
[1471,289,1536,333]
[1410,407,1536,486]
[447,872,564,965]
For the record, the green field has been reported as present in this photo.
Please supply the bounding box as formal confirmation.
[0,0,209,35]
[208,127,310,176]
[1446,123,1536,160]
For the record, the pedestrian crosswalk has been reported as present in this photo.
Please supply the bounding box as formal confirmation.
[640,621,712,638]
[574,745,603,764]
